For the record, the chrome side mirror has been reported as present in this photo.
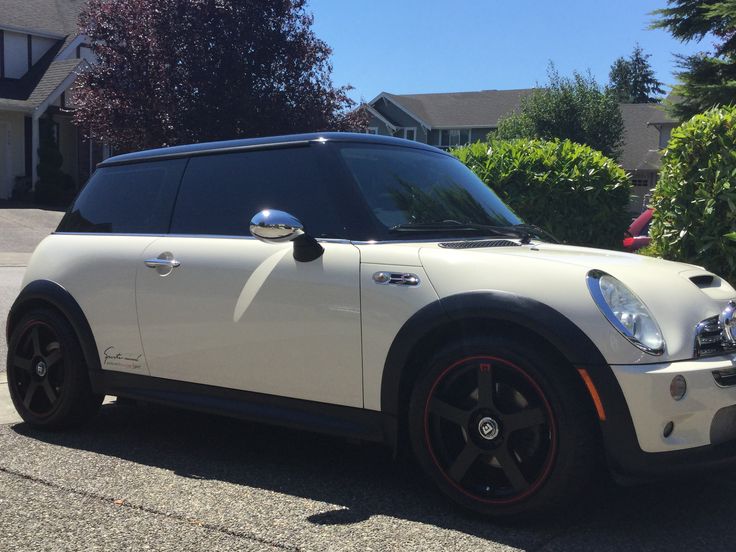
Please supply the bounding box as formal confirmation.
[249,209,304,243]
[249,209,324,262]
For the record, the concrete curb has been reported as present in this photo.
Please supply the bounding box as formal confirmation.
[0,253,30,268]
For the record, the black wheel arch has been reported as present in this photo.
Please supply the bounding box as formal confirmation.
[381,290,643,473]
[6,280,102,380]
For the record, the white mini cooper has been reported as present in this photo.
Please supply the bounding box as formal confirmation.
[6,133,736,517]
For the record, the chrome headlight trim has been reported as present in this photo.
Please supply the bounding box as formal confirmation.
[586,270,665,356]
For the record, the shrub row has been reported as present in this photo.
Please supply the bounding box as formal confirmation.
[452,139,631,250]
[649,105,736,284]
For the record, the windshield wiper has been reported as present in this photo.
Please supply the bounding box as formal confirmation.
[388,220,528,242]
[388,220,559,244]
[500,224,560,244]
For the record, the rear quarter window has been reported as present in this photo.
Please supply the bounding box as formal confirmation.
[57,159,186,233]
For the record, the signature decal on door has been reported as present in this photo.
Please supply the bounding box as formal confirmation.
[104,346,143,370]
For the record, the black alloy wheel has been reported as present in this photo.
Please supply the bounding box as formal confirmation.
[409,336,599,517]
[9,321,66,417]
[424,355,556,504]
[7,309,102,428]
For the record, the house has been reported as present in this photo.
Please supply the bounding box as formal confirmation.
[619,103,678,210]
[366,89,535,148]
[365,90,678,212]
[0,0,100,200]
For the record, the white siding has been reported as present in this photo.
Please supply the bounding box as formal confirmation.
[31,35,56,65]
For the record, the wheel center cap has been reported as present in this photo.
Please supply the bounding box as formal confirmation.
[35,361,48,378]
[477,416,500,441]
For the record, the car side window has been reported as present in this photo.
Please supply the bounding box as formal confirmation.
[170,146,347,238]
[57,159,186,233]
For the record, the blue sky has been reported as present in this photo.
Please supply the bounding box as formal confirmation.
[309,0,716,102]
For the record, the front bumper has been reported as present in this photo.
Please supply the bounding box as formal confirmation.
[611,355,736,454]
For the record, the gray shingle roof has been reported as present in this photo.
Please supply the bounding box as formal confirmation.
[382,89,536,128]
[0,1,87,112]
[619,103,677,172]
[376,89,679,172]
[0,58,84,112]
[0,0,85,38]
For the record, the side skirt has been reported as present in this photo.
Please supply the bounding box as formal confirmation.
[90,370,396,445]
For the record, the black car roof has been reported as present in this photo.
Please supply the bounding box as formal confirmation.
[99,132,449,167]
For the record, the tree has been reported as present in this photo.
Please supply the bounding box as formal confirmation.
[74,0,364,151]
[496,65,625,158]
[651,0,736,119]
[608,44,665,103]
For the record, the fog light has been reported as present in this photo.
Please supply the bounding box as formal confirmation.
[670,375,687,400]
[663,421,674,438]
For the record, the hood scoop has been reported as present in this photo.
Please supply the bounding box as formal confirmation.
[690,274,715,288]
[439,239,521,249]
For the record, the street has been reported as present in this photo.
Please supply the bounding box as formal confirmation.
[1,206,736,551]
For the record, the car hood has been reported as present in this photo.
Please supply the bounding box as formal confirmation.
[413,240,736,363]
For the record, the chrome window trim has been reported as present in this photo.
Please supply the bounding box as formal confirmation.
[54,232,534,246]
[53,231,352,244]
[586,269,665,356]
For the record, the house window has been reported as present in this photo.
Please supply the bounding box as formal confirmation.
[632,178,650,187]
[365,127,378,135]
[393,127,417,141]
[658,126,673,149]
[439,129,471,148]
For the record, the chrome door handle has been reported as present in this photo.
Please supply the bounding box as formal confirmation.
[144,252,181,276]
[144,258,181,268]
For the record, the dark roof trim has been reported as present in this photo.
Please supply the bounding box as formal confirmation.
[100,132,449,167]
[101,139,312,167]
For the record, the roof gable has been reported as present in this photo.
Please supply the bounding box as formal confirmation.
[373,89,536,129]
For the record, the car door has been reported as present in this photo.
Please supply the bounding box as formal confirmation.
[134,145,363,407]
[49,158,187,376]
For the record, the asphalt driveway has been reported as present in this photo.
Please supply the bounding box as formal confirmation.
[2,206,736,551]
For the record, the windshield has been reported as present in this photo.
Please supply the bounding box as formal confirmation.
[336,144,521,238]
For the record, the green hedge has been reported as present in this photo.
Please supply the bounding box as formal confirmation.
[452,139,631,249]
[650,106,736,284]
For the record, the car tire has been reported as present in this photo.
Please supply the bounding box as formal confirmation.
[6,309,103,429]
[408,334,600,518]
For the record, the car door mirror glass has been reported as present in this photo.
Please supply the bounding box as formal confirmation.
[249,209,304,243]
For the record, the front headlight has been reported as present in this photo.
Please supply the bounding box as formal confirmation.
[586,270,665,355]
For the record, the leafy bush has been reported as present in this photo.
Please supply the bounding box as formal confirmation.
[649,106,736,283]
[452,139,631,249]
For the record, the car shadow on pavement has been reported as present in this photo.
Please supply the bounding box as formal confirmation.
[11,401,736,550]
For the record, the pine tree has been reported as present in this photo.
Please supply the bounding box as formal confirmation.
[651,0,736,119]
[609,44,665,103]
